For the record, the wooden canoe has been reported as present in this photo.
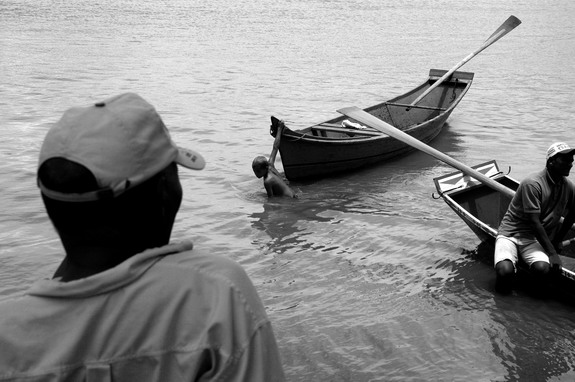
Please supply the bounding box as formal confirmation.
[270,69,474,180]
[433,160,575,290]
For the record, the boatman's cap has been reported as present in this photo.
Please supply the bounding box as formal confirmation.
[546,142,575,161]
[38,92,206,202]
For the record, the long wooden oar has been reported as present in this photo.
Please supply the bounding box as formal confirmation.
[337,106,515,198]
[338,106,575,257]
[266,116,290,179]
[408,15,521,109]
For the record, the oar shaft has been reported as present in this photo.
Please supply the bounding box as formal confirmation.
[409,66,465,109]
[409,15,521,108]
[337,106,516,198]
[269,119,285,169]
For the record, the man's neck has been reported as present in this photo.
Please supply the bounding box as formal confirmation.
[53,257,108,281]
[546,168,564,184]
[53,245,137,282]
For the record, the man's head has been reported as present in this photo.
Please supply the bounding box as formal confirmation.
[38,93,205,256]
[252,156,269,179]
[546,142,575,177]
[38,93,205,201]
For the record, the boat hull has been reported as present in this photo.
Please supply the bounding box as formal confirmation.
[273,69,474,180]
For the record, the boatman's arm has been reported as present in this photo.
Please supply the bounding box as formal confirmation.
[553,209,575,251]
[528,213,562,270]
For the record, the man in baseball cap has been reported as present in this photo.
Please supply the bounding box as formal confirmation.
[37,92,205,202]
[0,93,285,381]
[494,142,575,294]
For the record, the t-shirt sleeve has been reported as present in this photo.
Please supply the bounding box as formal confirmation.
[520,178,542,214]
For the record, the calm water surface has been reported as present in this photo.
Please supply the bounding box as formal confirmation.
[2,1,575,381]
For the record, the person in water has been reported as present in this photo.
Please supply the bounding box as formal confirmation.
[494,142,575,293]
[252,117,296,198]
[252,155,295,198]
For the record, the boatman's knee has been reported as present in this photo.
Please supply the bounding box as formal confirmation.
[495,259,514,277]
[495,259,515,294]
[530,260,550,275]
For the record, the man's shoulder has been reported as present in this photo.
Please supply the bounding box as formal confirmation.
[158,247,258,291]
[518,170,547,189]
[162,246,244,272]
[156,247,269,320]
[0,293,27,310]
[564,177,575,190]
[521,170,575,192]
[263,172,282,184]
[522,169,546,182]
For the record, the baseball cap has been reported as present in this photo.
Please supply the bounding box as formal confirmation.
[546,142,575,161]
[38,92,205,202]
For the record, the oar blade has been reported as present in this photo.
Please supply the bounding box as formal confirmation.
[409,15,521,108]
[484,15,522,44]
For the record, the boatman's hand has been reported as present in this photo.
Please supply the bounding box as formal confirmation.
[548,253,563,274]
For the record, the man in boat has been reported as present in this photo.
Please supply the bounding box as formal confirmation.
[0,93,285,380]
[494,142,575,293]
[252,157,295,198]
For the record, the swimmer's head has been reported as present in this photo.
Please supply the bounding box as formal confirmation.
[252,156,269,178]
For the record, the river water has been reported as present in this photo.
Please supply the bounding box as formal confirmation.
[2,0,575,381]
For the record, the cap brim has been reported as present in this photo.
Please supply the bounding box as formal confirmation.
[176,147,206,170]
[555,148,575,157]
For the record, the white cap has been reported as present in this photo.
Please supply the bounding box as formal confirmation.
[546,142,575,161]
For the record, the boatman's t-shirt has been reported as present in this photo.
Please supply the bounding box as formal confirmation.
[498,168,575,241]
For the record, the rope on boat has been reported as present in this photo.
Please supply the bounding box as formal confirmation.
[287,134,307,142]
